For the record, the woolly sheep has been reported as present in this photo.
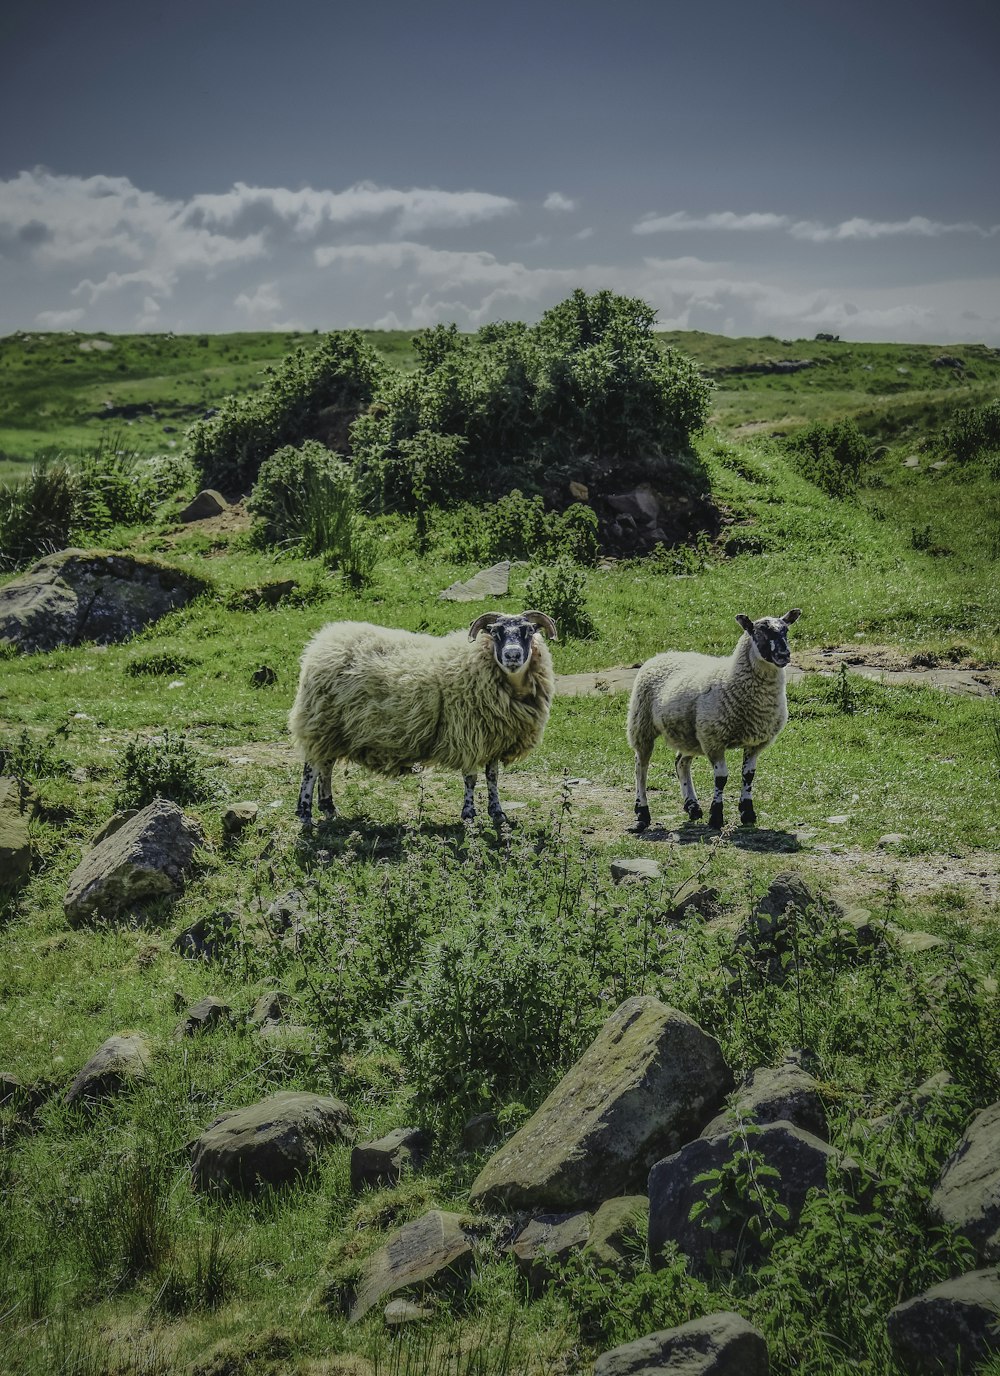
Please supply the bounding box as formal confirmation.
[289,610,558,826]
[627,609,801,832]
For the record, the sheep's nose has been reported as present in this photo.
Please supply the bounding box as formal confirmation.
[502,649,524,667]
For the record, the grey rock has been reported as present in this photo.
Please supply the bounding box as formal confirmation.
[611,857,663,884]
[876,832,907,848]
[173,909,237,960]
[349,1209,474,1322]
[509,1211,592,1291]
[700,1055,828,1142]
[668,884,721,922]
[439,561,510,602]
[228,579,298,611]
[585,1196,649,1270]
[384,1299,434,1326]
[257,1021,315,1064]
[733,871,845,982]
[0,775,37,888]
[648,1121,860,1272]
[0,1072,47,1115]
[65,1034,150,1109]
[250,989,295,1025]
[351,1127,430,1192]
[0,550,207,653]
[222,801,259,837]
[461,1111,500,1152]
[251,664,278,686]
[931,1101,1000,1262]
[887,1268,1000,1373]
[594,1312,769,1375]
[90,809,139,847]
[178,489,228,522]
[190,1091,355,1196]
[64,798,204,923]
[470,997,733,1211]
[173,995,232,1039]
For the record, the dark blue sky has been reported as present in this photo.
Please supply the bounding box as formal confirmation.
[2,0,998,340]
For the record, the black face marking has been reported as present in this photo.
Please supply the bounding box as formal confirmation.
[751,618,792,667]
[489,617,537,672]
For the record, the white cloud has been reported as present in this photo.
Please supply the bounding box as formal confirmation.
[636,207,1000,241]
[573,227,595,241]
[636,211,790,234]
[35,306,84,328]
[544,191,577,213]
[234,280,282,316]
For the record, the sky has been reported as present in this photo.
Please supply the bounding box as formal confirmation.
[1,0,998,343]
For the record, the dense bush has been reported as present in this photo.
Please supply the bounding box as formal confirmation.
[785,419,873,497]
[186,332,385,493]
[524,557,597,640]
[113,731,213,811]
[453,491,599,565]
[944,399,1000,464]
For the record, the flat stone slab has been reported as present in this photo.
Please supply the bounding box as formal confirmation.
[349,1209,474,1322]
[0,549,207,653]
[190,1091,355,1196]
[64,798,204,922]
[888,1268,1000,1373]
[65,1033,150,1108]
[931,1100,1000,1262]
[594,1312,769,1376]
[610,857,663,884]
[470,996,732,1211]
[509,1211,592,1290]
[439,561,510,602]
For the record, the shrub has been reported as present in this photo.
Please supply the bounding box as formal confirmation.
[524,557,596,640]
[113,731,212,810]
[185,331,386,492]
[246,440,379,583]
[454,492,599,565]
[785,419,873,497]
[944,400,1000,463]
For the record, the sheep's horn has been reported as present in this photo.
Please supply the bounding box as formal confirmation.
[468,612,502,640]
[782,608,802,624]
[521,610,559,640]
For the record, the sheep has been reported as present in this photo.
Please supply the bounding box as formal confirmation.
[627,609,801,832]
[289,610,558,827]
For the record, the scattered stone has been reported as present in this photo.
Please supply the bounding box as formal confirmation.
[257,1021,315,1064]
[174,909,238,960]
[932,355,965,370]
[887,1268,1000,1373]
[585,1196,649,1270]
[179,489,228,522]
[825,814,850,825]
[190,1091,355,1196]
[594,1312,769,1376]
[700,1054,828,1142]
[439,561,511,602]
[461,1111,501,1152]
[384,1298,434,1326]
[732,871,845,983]
[509,1211,592,1291]
[929,460,949,471]
[931,1100,1000,1262]
[470,997,732,1211]
[90,809,139,847]
[65,1033,150,1109]
[251,989,295,1025]
[0,775,38,888]
[858,1072,959,1140]
[222,802,259,837]
[351,1127,430,1192]
[173,995,232,1039]
[0,549,207,654]
[64,798,204,923]
[348,1209,474,1322]
[569,480,590,501]
[876,832,907,848]
[902,456,921,469]
[648,1121,861,1271]
[891,927,946,954]
[251,665,278,686]
[228,579,298,611]
[610,857,663,884]
[0,1072,46,1115]
[667,883,720,922]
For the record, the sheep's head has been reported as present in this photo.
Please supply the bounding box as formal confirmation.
[468,610,558,674]
[736,608,801,668]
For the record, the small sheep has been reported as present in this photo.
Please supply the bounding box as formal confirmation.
[627,609,801,832]
[289,611,558,826]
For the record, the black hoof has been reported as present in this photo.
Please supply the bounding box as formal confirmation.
[685,801,703,821]
[740,803,757,827]
[634,805,651,833]
[708,803,724,830]
[461,809,476,823]
[489,810,510,829]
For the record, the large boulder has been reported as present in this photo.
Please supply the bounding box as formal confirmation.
[348,1209,474,1322]
[700,1054,828,1142]
[648,1121,861,1272]
[470,997,732,1212]
[0,775,38,889]
[0,549,207,653]
[65,1033,150,1109]
[731,871,848,983]
[887,1268,1000,1373]
[190,1091,354,1196]
[64,798,204,923]
[930,1101,1000,1262]
[594,1313,769,1376]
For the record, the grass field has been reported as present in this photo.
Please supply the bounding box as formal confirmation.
[1,323,999,1375]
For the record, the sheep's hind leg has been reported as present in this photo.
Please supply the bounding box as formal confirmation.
[297,762,317,827]
[633,748,652,832]
[676,753,702,821]
[462,773,477,822]
[317,763,337,819]
[739,750,758,826]
[708,756,728,830]
[485,762,508,827]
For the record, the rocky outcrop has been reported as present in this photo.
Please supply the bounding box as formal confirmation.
[65,1033,150,1109]
[470,997,732,1211]
[585,1196,649,1270]
[700,1055,828,1142]
[64,798,204,922]
[178,489,228,522]
[930,1101,1000,1262]
[190,1091,355,1196]
[0,775,38,889]
[0,550,207,653]
[887,1269,1000,1373]
[350,1128,430,1192]
[173,995,232,1039]
[594,1313,769,1375]
[509,1212,592,1291]
[348,1209,474,1322]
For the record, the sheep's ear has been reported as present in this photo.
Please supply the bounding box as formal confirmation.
[468,613,501,641]
[522,610,558,640]
[736,614,754,635]
[782,608,802,625]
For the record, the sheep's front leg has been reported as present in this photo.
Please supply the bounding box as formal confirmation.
[317,763,337,819]
[739,750,758,826]
[485,762,508,827]
[708,755,728,830]
[633,748,652,832]
[297,762,317,826]
[462,773,477,822]
[675,753,702,821]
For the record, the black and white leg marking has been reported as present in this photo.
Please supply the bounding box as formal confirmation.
[462,773,477,822]
[708,757,728,830]
[297,762,316,825]
[317,763,336,818]
[740,750,758,826]
[633,750,652,832]
[676,753,703,821]
[486,762,508,826]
